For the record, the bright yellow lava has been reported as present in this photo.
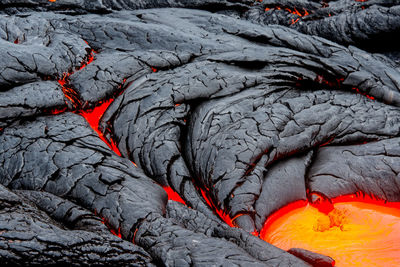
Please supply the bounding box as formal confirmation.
[261,202,400,267]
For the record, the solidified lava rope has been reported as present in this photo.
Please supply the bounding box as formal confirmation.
[80,84,234,225]
[57,47,188,206]
[57,48,97,108]
[55,43,235,227]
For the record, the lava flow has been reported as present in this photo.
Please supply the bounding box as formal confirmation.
[79,99,121,156]
[55,43,123,156]
[200,188,234,227]
[260,194,400,267]
[163,186,186,204]
[57,47,188,207]
[264,6,311,24]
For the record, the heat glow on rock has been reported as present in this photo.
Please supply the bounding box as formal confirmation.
[163,186,186,204]
[80,99,122,156]
[261,195,400,266]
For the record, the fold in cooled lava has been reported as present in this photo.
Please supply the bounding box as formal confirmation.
[1,0,400,266]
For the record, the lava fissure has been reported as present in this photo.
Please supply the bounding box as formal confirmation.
[200,187,234,227]
[55,45,127,155]
[57,48,98,109]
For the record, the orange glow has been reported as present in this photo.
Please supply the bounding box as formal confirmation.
[265,6,311,24]
[314,75,344,87]
[291,18,299,25]
[312,75,374,100]
[48,0,56,2]
[45,106,68,115]
[352,87,375,100]
[319,136,335,147]
[56,46,123,156]
[110,227,122,238]
[163,186,186,205]
[79,99,121,156]
[200,188,234,227]
[78,50,96,71]
[261,194,400,267]
[285,7,302,17]
[94,209,122,238]
[57,48,97,108]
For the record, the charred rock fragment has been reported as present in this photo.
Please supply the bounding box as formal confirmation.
[1,0,400,266]
[288,248,335,267]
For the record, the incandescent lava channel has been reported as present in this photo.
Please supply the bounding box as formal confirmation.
[261,194,400,266]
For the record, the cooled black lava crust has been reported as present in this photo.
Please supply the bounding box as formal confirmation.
[1,0,400,266]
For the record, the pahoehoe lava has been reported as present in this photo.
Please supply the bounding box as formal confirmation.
[1,0,400,266]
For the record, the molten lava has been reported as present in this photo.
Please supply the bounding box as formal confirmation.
[200,188,234,227]
[261,194,400,267]
[55,44,122,156]
[57,48,97,108]
[264,6,311,25]
[163,186,186,205]
[79,99,121,156]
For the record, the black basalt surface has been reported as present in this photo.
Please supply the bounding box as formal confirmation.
[1,0,400,266]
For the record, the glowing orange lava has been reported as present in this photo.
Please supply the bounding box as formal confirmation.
[264,6,311,25]
[200,188,234,227]
[163,186,186,205]
[79,99,121,156]
[110,227,122,238]
[261,194,400,267]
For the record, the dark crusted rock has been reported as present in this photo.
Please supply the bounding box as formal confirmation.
[246,0,400,54]
[69,50,191,107]
[308,138,400,201]
[254,151,313,231]
[136,209,311,267]
[1,0,400,266]
[94,8,400,231]
[0,184,155,266]
[166,201,312,266]
[288,248,335,267]
[0,15,88,87]
[0,81,67,128]
[0,113,166,240]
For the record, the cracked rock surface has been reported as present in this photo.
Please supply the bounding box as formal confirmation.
[1,0,400,266]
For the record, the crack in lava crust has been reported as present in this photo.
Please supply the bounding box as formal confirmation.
[261,194,400,266]
[79,99,122,156]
